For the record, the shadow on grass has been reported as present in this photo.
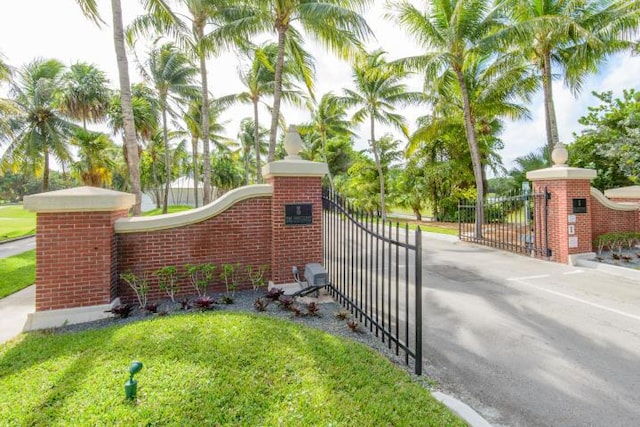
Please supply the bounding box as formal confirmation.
[0,312,464,426]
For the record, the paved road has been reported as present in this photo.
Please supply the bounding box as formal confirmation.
[0,236,35,258]
[421,235,640,427]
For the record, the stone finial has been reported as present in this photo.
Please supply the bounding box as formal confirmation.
[551,143,569,167]
[283,125,303,160]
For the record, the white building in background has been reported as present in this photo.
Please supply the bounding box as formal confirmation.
[144,176,208,210]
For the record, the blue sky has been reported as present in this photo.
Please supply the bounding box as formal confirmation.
[1,0,638,172]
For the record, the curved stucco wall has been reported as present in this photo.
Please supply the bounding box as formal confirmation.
[115,184,273,233]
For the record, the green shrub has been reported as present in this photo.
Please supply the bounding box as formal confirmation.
[594,232,640,254]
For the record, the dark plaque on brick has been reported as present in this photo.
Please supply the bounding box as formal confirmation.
[285,203,312,225]
[572,198,587,214]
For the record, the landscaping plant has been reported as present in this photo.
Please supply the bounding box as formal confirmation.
[307,302,321,317]
[246,264,269,292]
[253,298,269,312]
[192,295,215,310]
[265,287,284,301]
[347,318,360,332]
[105,303,134,319]
[185,263,215,297]
[120,272,149,309]
[220,262,242,301]
[154,266,180,302]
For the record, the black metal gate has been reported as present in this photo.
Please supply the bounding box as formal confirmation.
[322,190,423,375]
[458,186,551,257]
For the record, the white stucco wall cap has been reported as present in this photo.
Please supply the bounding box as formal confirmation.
[604,185,640,199]
[23,186,135,212]
[262,160,328,179]
[526,166,597,181]
[115,184,273,233]
[591,188,639,211]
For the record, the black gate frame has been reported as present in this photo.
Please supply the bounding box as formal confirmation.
[458,187,551,257]
[322,190,423,375]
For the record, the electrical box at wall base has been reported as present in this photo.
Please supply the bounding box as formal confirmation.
[304,263,327,286]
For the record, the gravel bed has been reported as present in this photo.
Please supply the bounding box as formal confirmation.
[47,289,423,384]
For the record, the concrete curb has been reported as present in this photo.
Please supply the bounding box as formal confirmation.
[433,392,493,427]
[574,257,640,281]
[0,234,35,245]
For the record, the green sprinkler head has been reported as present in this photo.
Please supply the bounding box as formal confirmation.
[124,360,143,400]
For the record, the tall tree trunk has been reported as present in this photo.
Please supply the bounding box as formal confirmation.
[43,147,50,192]
[197,25,212,204]
[151,150,160,209]
[321,129,335,191]
[455,68,484,238]
[243,147,250,185]
[191,136,199,207]
[268,26,287,162]
[253,99,262,183]
[111,0,141,215]
[370,115,386,221]
[542,50,560,165]
[162,104,170,214]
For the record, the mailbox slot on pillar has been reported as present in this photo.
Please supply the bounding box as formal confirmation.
[572,198,587,214]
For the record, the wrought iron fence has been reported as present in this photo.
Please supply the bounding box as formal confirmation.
[322,190,423,375]
[458,187,551,257]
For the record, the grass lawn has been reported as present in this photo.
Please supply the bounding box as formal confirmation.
[0,313,465,426]
[389,206,433,218]
[394,221,459,236]
[0,250,35,298]
[0,205,36,242]
[142,205,193,216]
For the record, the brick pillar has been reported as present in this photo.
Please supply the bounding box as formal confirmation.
[262,131,328,284]
[23,187,134,329]
[527,166,597,264]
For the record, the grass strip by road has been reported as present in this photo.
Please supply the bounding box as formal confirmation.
[0,249,35,298]
[0,205,35,242]
[0,313,465,426]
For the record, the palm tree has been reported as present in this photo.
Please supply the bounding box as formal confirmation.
[341,50,424,220]
[1,59,75,191]
[392,0,504,237]
[502,0,640,161]
[509,147,549,190]
[60,62,111,130]
[420,50,537,195]
[108,83,160,196]
[127,0,242,205]
[74,0,143,214]
[0,51,11,82]
[70,129,118,187]
[230,0,373,162]
[237,117,268,185]
[139,42,199,213]
[299,92,354,191]
[182,96,233,206]
[234,41,309,181]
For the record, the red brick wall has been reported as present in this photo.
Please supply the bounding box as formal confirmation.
[35,210,128,311]
[33,175,326,310]
[267,176,323,284]
[533,180,593,264]
[117,197,272,304]
[591,196,639,239]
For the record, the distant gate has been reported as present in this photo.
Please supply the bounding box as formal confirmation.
[322,190,424,375]
[458,187,551,257]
